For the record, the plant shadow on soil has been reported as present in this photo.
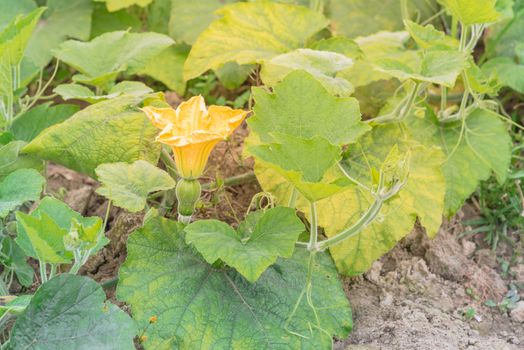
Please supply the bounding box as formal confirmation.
[39,116,523,350]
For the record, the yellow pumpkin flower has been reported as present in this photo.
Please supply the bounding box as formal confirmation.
[142,95,248,179]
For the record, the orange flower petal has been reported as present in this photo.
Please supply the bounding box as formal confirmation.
[141,106,177,129]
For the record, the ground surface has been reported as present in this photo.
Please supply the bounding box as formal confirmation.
[42,120,524,350]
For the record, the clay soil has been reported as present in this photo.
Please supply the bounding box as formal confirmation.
[40,120,524,350]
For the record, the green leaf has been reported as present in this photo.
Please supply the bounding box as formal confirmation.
[136,44,190,94]
[215,61,254,90]
[23,95,161,178]
[407,108,512,215]
[482,56,524,93]
[261,49,354,96]
[95,0,152,12]
[438,0,500,25]
[15,196,105,262]
[90,3,141,38]
[254,125,446,275]
[117,216,352,349]
[0,7,45,100]
[10,274,136,350]
[184,2,329,80]
[309,37,363,58]
[16,211,71,264]
[54,81,153,104]
[249,134,344,201]
[404,20,458,49]
[0,168,44,218]
[0,0,36,31]
[55,31,174,89]
[375,50,467,87]
[185,207,304,282]
[147,0,171,34]
[1,238,34,287]
[484,5,524,58]
[95,160,176,212]
[0,141,42,180]
[10,103,79,142]
[0,295,32,317]
[23,0,93,73]
[327,0,440,38]
[249,70,369,145]
[169,0,238,45]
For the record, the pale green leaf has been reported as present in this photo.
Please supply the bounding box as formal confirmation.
[10,103,79,141]
[438,0,500,25]
[215,61,254,90]
[23,96,161,178]
[137,44,189,94]
[185,207,304,282]
[249,70,369,145]
[95,160,176,212]
[54,81,153,103]
[95,0,152,12]
[407,108,512,215]
[117,216,352,349]
[169,0,237,45]
[16,211,71,264]
[254,125,446,275]
[0,168,44,217]
[0,294,32,317]
[24,0,92,72]
[15,197,105,261]
[10,274,136,350]
[147,0,170,34]
[309,37,363,59]
[0,0,36,31]
[55,31,174,89]
[375,50,467,87]
[184,2,329,80]
[404,20,458,49]
[261,48,354,96]
[327,0,440,38]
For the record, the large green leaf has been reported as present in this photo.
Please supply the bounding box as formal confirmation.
[404,20,458,49]
[407,108,512,216]
[0,141,42,180]
[10,274,136,350]
[95,0,152,12]
[484,4,524,58]
[55,31,174,89]
[137,44,189,94]
[24,0,92,72]
[375,50,467,87]
[184,2,329,80]
[15,196,105,262]
[185,207,304,282]
[169,0,237,45]
[22,95,161,178]
[117,217,352,349]
[9,103,79,142]
[95,160,176,212]
[327,0,439,38]
[0,168,44,218]
[261,48,354,96]
[438,0,500,25]
[249,70,369,145]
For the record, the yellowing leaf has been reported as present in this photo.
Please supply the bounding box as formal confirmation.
[438,0,500,25]
[95,0,152,12]
[184,2,329,80]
